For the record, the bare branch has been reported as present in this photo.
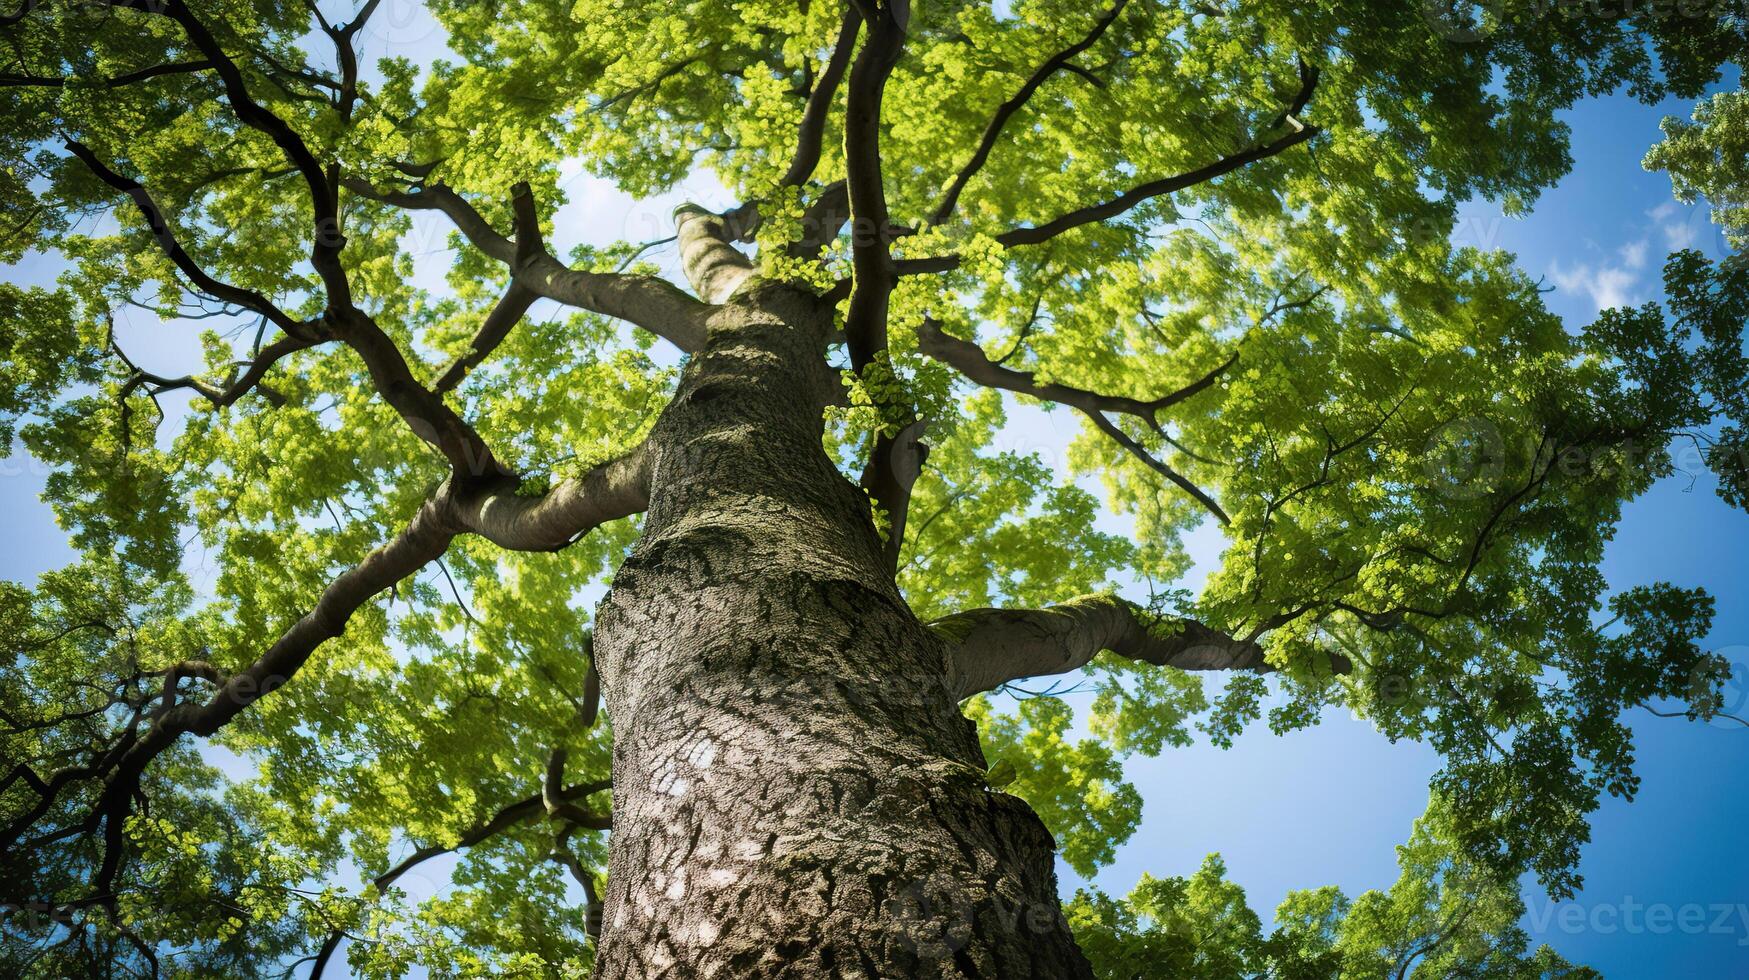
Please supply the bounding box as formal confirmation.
[898,59,1321,275]
[916,317,1230,419]
[538,664,611,945]
[915,317,1231,523]
[928,0,1129,227]
[109,0,352,306]
[75,143,509,475]
[342,178,514,260]
[65,140,311,338]
[119,333,315,409]
[420,184,546,393]
[0,60,214,88]
[309,776,611,978]
[391,781,609,894]
[591,57,701,116]
[1081,407,1229,524]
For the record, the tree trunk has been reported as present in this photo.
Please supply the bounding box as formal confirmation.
[590,282,1093,978]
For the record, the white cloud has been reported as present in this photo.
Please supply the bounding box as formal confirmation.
[1548,256,1640,313]
[1618,238,1649,270]
[1648,200,1700,250]
[1590,266,1638,310]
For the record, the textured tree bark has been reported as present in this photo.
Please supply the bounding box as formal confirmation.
[590,282,1093,978]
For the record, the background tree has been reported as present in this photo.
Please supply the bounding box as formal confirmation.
[1649,87,1749,254]
[2,0,1746,976]
[1068,796,1601,979]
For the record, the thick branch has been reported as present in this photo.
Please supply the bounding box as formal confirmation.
[551,828,606,943]
[343,177,707,350]
[172,494,462,742]
[453,442,652,552]
[673,205,755,303]
[933,593,1348,700]
[791,179,852,259]
[719,8,863,242]
[326,0,383,121]
[934,595,1267,699]
[841,0,907,371]
[327,307,510,479]
[861,416,928,571]
[784,8,862,190]
[928,0,1129,227]
[433,283,537,394]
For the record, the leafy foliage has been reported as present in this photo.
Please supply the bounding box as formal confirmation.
[1,0,1746,974]
[1068,798,1603,979]
[1649,89,1749,251]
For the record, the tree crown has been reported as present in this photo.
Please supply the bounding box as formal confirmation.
[2,0,1746,974]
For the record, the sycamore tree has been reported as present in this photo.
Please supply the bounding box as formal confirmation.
[3,0,1749,976]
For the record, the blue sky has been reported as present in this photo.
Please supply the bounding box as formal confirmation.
[4,10,1747,975]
